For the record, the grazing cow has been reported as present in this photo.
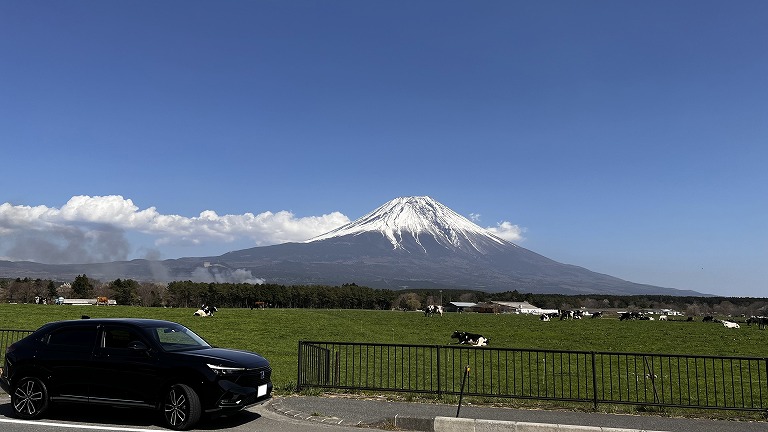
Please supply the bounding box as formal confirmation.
[658,315,667,321]
[619,311,643,321]
[722,320,740,329]
[559,310,574,320]
[539,314,550,321]
[423,305,443,317]
[194,304,218,317]
[96,296,109,306]
[451,331,489,346]
[746,316,768,330]
[591,311,603,319]
[686,316,694,322]
[702,316,714,322]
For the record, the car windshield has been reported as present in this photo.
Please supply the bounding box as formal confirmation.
[145,323,211,352]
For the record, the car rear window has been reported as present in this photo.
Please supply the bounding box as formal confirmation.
[46,326,97,348]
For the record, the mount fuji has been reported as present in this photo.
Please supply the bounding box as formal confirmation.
[309,196,511,255]
[0,196,702,295]
[201,196,699,295]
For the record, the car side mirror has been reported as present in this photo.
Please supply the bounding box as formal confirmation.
[128,341,149,351]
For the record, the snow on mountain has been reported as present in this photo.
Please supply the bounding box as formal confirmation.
[307,196,510,254]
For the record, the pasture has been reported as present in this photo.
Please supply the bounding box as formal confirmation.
[2,303,766,393]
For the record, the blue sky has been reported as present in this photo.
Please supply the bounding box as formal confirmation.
[2,1,766,297]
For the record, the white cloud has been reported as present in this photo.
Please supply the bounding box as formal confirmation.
[0,195,526,264]
[190,266,266,284]
[0,195,350,264]
[486,221,526,242]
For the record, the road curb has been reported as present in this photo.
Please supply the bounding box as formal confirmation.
[393,415,436,431]
[430,416,670,432]
[269,398,363,427]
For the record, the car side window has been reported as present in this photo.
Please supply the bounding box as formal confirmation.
[103,327,145,349]
[46,326,98,349]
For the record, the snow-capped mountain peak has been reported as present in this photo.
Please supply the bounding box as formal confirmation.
[307,196,509,253]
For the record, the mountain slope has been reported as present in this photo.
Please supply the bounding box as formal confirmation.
[215,196,701,295]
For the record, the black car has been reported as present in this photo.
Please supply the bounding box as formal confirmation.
[0,318,272,430]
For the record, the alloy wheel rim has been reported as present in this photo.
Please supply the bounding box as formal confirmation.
[164,387,187,426]
[14,380,43,415]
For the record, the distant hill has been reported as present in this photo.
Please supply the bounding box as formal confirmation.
[0,196,705,296]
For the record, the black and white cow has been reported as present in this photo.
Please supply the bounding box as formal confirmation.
[194,304,218,317]
[559,309,585,320]
[746,316,767,329]
[423,305,444,317]
[619,311,643,321]
[451,331,488,346]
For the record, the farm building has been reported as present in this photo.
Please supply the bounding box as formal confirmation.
[446,301,476,312]
[56,298,117,306]
[491,301,541,314]
[469,302,498,313]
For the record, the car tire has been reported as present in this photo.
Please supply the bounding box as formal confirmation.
[11,376,50,420]
[162,383,201,430]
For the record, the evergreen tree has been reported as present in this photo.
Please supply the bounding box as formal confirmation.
[47,281,58,299]
[109,278,141,306]
[71,274,94,297]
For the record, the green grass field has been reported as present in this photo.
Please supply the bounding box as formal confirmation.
[2,304,766,393]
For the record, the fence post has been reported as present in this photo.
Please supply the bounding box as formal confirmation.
[643,355,660,404]
[296,340,303,392]
[592,352,598,411]
[437,345,442,399]
[765,358,768,417]
[456,365,470,417]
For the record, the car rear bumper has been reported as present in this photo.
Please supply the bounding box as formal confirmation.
[0,364,11,394]
[0,375,10,394]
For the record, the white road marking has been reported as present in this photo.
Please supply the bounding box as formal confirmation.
[0,418,160,431]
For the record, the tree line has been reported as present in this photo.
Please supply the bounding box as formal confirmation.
[1,276,766,317]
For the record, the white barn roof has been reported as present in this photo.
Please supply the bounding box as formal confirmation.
[449,302,477,308]
[492,301,539,309]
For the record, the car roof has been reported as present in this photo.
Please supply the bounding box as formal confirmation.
[43,318,182,329]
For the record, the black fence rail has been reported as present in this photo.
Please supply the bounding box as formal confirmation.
[0,329,34,365]
[298,341,768,413]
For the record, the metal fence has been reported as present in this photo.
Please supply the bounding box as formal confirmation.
[0,329,34,365]
[298,341,768,413]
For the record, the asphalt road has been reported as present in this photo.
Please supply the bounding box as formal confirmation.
[3,392,768,432]
[0,394,364,432]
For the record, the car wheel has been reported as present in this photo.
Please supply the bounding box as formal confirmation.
[162,384,201,430]
[12,377,50,419]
